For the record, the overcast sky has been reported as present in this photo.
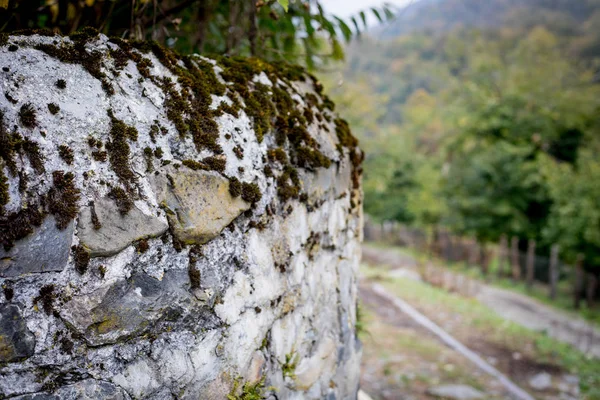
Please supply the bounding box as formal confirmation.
[319,0,416,19]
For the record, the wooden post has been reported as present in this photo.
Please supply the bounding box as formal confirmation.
[510,236,520,280]
[549,244,560,300]
[479,243,489,275]
[498,235,508,278]
[586,273,598,309]
[526,239,536,290]
[574,254,585,309]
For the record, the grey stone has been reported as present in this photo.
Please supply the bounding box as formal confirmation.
[302,161,351,203]
[78,197,168,257]
[427,384,485,400]
[0,304,36,363]
[151,166,250,245]
[529,372,552,391]
[0,216,74,277]
[12,379,130,400]
[61,270,219,346]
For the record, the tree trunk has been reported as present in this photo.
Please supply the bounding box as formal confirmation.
[510,236,520,280]
[526,239,536,290]
[586,273,598,309]
[497,234,508,278]
[479,243,488,275]
[574,255,585,309]
[248,0,258,56]
[549,244,560,300]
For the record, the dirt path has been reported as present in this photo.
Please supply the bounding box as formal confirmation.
[367,283,535,400]
[359,282,512,400]
[362,243,600,359]
[477,286,600,358]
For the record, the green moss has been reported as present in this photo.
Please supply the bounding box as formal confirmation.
[34,285,56,315]
[108,186,134,215]
[4,91,17,104]
[47,103,60,115]
[0,169,8,216]
[47,171,80,230]
[241,182,261,204]
[228,177,242,198]
[74,245,90,274]
[182,156,226,173]
[58,145,74,165]
[87,136,99,147]
[203,156,226,172]
[334,118,358,149]
[143,147,154,172]
[92,150,108,162]
[276,166,300,202]
[188,245,202,289]
[282,352,299,379]
[2,283,14,302]
[36,31,115,95]
[135,239,149,253]
[296,146,331,170]
[19,103,37,128]
[1,111,44,176]
[136,57,153,79]
[0,203,45,250]
[267,148,288,164]
[89,201,101,230]
[149,123,159,143]
[227,376,268,400]
[233,145,244,159]
[21,136,45,173]
[106,110,137,192]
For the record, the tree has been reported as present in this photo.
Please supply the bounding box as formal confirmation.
[542,149,600,272]
[0,0,393,69]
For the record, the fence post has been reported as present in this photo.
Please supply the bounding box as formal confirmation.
[479,243,489,275]
[510,236,520,280]
[548,244,559,300]
[526,239,536,290]
[574,254,585,309]
[586,273,598,309]
[498,235,508,278]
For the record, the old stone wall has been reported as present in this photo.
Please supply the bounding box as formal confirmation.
[0,30,363,399]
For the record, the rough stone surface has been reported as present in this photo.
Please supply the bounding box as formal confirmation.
[12,379,130,400]
[529,372,552,391]
[151,166,250,245]
[0,217,74,277]
[78,197,168,257]
[427,384,486,400]
[0,304,36,362]
[0,32,363,399]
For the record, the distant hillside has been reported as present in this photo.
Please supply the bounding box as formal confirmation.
[382,0,599,39]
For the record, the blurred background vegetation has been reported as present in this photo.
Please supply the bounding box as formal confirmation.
[325,0,600,275]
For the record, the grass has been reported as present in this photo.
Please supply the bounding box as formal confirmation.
[361,263,600,399]
[358,302,501,398]
[369,241,600,327]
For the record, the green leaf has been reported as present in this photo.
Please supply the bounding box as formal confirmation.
[351,16,361,35]
[334,17,353,42]
[359,11,367,27]
[278,0,289,12]
[371,8,383,23]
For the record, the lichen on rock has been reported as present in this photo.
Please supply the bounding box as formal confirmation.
[0,30,363,400]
